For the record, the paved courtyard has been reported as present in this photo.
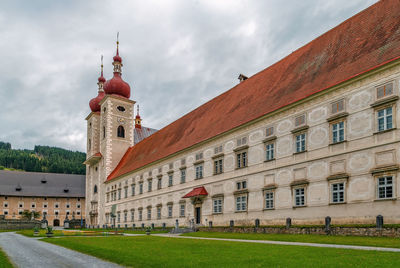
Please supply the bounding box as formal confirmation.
[0,232,122,268]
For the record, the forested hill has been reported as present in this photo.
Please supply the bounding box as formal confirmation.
[0,141,86,174]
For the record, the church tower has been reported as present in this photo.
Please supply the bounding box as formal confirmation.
[99,37,135,178]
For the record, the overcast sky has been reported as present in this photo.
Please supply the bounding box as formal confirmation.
[0,0,377,152]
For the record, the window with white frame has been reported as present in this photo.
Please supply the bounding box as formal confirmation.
[157,206,161,219]
[236,151,247,168]
[195,164,203,179]
[130,210,134,222]
[377,176,393,199]
[235,195,247,212]
[124,211,128,222]
[214,145,223,154]
[118,189,121,200]
[138,209,143,221]
[167,205,173,218]
[147,207,151,220]
[236,136,247,147]
[124,187,128,198]
[214,158,223,174]
[157,177,162,189]
[294,187,305,206]
[332,121,345,143]
[265,143,274,161]
[377,107,393,132]
[266,126,274,137]
[139,182,143,194]
[331,182,345,203]
[295,133,306,153]
[213,198,223,214]
[331,99,345,114]
[377,82,393,99]
[168,174,173,186]
[265,191,274,209]
[195,152,203,161]
[295,114,306,127]
[117,212,121,223]
[180,204,185,217]
[148,179,152,192]
[180,169,186,184]
[131,184,135,196]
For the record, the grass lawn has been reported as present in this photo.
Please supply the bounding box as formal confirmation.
[0,230,18,233]
[17,229,168,237]
[0,247,13,268]
[183,232,400,249]
[43,236,400,267]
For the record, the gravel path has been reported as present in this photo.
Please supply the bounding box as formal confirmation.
[153,233,400,252]
[0,232,122,268]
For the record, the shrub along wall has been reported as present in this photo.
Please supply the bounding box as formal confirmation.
[199,226,400,237]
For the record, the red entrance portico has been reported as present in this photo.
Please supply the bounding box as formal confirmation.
[183,186,208,224]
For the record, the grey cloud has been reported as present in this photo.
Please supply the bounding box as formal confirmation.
[0,0,377,151]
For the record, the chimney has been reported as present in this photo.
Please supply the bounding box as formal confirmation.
[238,74,248,83]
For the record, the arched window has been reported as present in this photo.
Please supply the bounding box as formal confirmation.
[94,185,98,194]
[117,125,125,138]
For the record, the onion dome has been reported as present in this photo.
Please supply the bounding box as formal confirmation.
[104,34,131,98]
[89,56,106,112]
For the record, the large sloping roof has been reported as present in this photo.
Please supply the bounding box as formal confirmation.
[0,170,85,197]
[108,0,400,182]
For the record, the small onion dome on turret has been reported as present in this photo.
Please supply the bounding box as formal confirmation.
[89,56,106,112]
[104,36,131,98]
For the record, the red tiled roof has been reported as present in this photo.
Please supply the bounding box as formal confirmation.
[107,0,400,182]
[183,186,208,198]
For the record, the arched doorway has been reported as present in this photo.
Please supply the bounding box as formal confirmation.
[53,219,60,226]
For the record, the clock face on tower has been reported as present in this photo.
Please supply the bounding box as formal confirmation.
[117,117,125,124]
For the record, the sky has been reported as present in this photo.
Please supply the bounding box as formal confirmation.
[0,0,377,152]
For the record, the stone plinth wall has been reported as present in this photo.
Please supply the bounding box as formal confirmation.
[0,219,40,230]
[199,226,400,237]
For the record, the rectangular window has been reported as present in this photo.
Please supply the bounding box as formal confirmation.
[124,211,127,222]
[180,169,186,184]
[235,195,247,211]
[168,205,173,218]
[214,145,223,154]
[236,151,247,168]
[294,188,305,206]
[106,193,110,202]
[168,174,173,187]
[295,133,306,153]
[124,187,128,198]
[265,191,274,209]
[118,189,121,200]
[138,210,143,221]
[266,126,274,137]
[378,107,393,131]
[332,121,345,143]
[131,210,134,222]
[331,99,344,114]
[213,198,223,214]
[236,136,247,147]
[139,182,143,194]
[214,159,223,174]
[131,184,135,196]
[295,114,306,127]
[148,180,152,192]
[236,181,247,190]
[195,152,203,161]
[378,176,393,199]
[266,143,274,161]
[195,165,203,179]
[117,212,121,223]
[157,178,162,189]
[377,82,393,99]
[157,207,161,219]
[180,204,185,217]
[147,208,151,220]
[331,182,345,203]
